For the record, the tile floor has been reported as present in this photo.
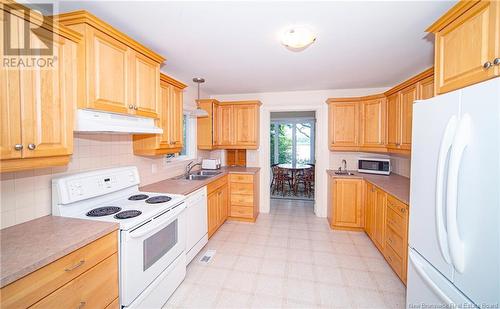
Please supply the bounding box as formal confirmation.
[165,199,406,308]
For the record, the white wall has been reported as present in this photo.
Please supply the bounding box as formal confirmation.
[0,86,209,229]
[212,87,409,218]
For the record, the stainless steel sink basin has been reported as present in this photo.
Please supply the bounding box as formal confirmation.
[185,174,212,180]
[193,170,221,176]
[334,171,355,176]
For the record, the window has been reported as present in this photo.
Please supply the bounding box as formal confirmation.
[270,119,315,165]
[178,112,195,160]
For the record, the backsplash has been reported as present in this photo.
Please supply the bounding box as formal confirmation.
[329,151,410,178]
[0,133,195,229]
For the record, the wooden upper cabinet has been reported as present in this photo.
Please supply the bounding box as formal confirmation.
[359,96,386,150]
[428,0,500,94]
[329,178,364,230]
[233,104,259,148]
[399,85,417,151]
[218,104,234,147]
[133,74,186,156]
[0,6,81,172]
[56,11,165,116]
[87,28,129,114]
[327,100,359,150]
[417,75,435,100]
[386,93,400,150]
[196,99,219,150]
[130,51,160,118]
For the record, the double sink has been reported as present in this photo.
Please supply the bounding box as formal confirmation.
[175,170,222,181]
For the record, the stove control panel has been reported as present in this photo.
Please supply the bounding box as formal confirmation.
[53,166,141,205]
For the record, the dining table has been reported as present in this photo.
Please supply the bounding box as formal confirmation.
[277,163,312,194]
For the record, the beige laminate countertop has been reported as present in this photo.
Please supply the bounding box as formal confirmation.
[327,170,410,205]
[0,216,118,288]
[140,166,260,195]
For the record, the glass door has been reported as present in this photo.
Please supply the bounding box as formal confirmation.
[270,119,315,166]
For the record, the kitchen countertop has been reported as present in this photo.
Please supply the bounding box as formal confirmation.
[140,166,260,195]
[327,170,410,204]
[0,216,118,288]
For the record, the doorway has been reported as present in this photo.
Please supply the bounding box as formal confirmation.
[269,111,316,201]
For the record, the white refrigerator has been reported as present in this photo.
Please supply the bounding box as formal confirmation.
[407,77,500,308]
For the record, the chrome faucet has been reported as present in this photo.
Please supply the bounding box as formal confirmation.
[342,159,347,172]
[185,161,201,176]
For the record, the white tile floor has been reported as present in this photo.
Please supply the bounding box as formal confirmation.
[165,199,406,308]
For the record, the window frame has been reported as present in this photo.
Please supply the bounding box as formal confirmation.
[171,111,196,161]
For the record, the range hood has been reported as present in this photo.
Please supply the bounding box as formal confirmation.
[75,109,163,134]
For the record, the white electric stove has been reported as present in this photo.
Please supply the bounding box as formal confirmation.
[52,166,187,308]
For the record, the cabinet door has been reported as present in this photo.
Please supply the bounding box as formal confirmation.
[373,187,387,250]
[328,102,359,149]
[219,185,229,223]
[333,179,364,229]
[218,105,234,146]
[418,75,435,100]
[434,1,499,94]
[0,13,22,160]
[360,98,386,149]
[233,104,258,147]
[87,28,129,114]
[400,85,417,151]
[168,86,183,149]
[365,183,376,239]
[386,93,400,150]
[157,84,171,146]
[130,51,159,118]
[20,29,76,158]
[207,191,219,238]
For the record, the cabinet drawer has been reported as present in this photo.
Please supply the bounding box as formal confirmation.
[230,194,254,206]
[387,195,408,218]
[230,205,254,219]
[230,182,253,195]
[384,244,403,278]
[229,173,253,183]
[0,231,118,309]
[386,224,404,257]
[207,175,228,194]
[387,206,406,237]
[31,253,119,309]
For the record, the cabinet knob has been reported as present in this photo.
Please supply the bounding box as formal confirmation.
[494,58,500,66]
[483,61,493,69]
[129,104,134,109]
[134,105,138,110]
[27,143,36,150]
[14,144,23,151]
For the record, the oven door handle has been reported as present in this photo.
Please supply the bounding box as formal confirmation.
[128,203,185,239]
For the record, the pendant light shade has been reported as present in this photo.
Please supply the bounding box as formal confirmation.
[192,77,209,117]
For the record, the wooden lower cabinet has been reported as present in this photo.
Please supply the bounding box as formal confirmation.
[0,231,118,309]
[327,178,364,231]
[228,173,259,222]
[207,176,229,238]
[329,176,409,284]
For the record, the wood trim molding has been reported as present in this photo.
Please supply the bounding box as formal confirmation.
[426,0,481,32]
[54,10,165,63]
[0,156,70,173]
[160,73,187,89]
[384,67,434,96]
[326,93,385,104]
[1,0,82,42]
[219,100,263,106]
[196,99,220,106]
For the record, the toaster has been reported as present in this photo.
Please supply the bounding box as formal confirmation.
[201,159,221,170]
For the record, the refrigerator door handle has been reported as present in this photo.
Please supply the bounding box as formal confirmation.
[409,252,454,304]
[435,116,457,264]
[446,114,471,274]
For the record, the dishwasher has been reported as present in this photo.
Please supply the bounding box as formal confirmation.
[185,187,208,264]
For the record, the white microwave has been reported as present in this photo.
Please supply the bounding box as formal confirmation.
[358,158,391,175]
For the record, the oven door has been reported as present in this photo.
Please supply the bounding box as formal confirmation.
[120,202,186,306]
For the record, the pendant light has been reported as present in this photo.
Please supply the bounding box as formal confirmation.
[191,77,209,117]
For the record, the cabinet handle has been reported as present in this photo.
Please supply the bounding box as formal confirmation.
[494,58,500,66]
[65,260,85,272]
[27,144,36,150]
[14,144,23,151]
[400,207,406,213]
[483,61,493,69]
[388,237,393,244]
[77,301,86,309]
[129,104,134,109]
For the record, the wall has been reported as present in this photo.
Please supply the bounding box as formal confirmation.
[212,87,412,218]
[330,152,411,178]
[0,85,209,229]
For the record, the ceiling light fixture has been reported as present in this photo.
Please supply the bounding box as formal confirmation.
[191,77,209,117]
[280,26,316,51]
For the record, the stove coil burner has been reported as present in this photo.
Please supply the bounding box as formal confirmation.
[145,195,172,204]
[86,206,122,217]
[128,194,149,201]
[114,210,142,219]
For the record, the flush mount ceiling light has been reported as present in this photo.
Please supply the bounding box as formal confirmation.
[280,26,316,51]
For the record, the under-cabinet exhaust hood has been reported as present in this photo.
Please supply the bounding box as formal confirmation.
[75,109,163,134]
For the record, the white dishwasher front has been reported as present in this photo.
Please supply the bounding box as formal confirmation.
[185,186,208,264]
